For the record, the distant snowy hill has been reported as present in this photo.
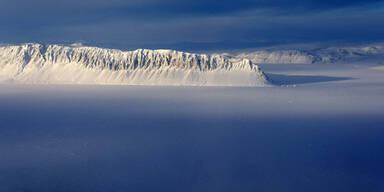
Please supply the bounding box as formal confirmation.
[235,50,317,64]
[0,44,269,86]
[233,45,384,64]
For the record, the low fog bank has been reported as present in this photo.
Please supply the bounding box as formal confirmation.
[0,81,384,192]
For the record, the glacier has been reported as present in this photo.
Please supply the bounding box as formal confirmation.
[0,43,269,87]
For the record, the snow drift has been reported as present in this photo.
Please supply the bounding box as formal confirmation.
[0,44,269,86]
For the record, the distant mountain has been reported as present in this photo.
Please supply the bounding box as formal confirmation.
[232,45,384,64]
[0,43,269,87]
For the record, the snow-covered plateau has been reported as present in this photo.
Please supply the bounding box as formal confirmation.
[232,44,384,64]
[0,43,268,86]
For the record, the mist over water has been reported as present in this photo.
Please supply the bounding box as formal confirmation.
[0,84,383,192]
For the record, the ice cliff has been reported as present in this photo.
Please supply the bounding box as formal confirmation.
[0,43,269,86]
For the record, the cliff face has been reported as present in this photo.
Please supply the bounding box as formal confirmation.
[0,44,269,86]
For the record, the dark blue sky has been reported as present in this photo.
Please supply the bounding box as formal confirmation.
[0,0,383,51]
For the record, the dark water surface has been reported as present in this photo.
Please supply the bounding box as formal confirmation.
[0,85,383,192]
